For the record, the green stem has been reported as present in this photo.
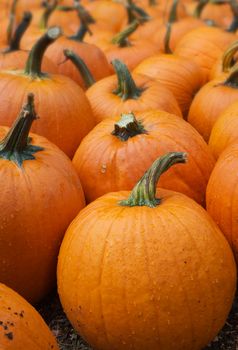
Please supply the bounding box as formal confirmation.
[68,22,91,41]
[4,12,32,53]
[7,0,18,45]
[63,49,95,88]
[0,93,43,167]
[111,21,139,47]
[112,113,147,141]
[193,0,209,18]
[39,0,58,30]
[24,26,61,78]
[168,0,179,23]
[112,59,143,101]
[224,67,238,88]
[222,40,238,72]
[68,2,95,41]
[120,152,187,207]
[164,22,172,54]
[126,0,150,24]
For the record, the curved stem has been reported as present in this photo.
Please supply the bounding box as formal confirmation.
[112,113,147,141]
[4,12,32,53]
[7,0,18,45]
[111,21,139,47]
[68,2,95,41]
[120,152,187,207]
[24,27,61,78]
[193,0,209,18]
[39,0,58,30]
[68,22,91,41]
[112,59,143,101]
[224,66,238,88]
[222,40,238,72]
[126,0,150,24]
[168,0,179,23]
[164,22,172,54]
[0,93,43,167]
[63,49,95,88]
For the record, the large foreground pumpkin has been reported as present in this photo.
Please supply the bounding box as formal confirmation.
[58,152,236,350]
[0,94,85,303]
[0,283,59,349]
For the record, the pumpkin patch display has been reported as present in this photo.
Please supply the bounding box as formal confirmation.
[73,110,215,205]
[0,93,85,304]
[58,152,236,350]
[0,283,59,349]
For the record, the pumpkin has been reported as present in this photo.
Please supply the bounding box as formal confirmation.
[174,26,236,83]
[58,152,236,350]
[0,93,85,303]
[209,100,238,159]
[207,142,238,264]
[86,59,182,123]
[0,26,95,158]
[133,23,203,118]
[198,0,233,29]
[0,283,59,349]
[44,11,111,89]
[188,66,238,142]
[73,110,215,205]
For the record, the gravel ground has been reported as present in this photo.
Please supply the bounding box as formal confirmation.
[37,292,238,350]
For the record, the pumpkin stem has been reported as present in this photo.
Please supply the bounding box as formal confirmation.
[228,0,238,32]
[112,59,143,100]
[24,26,62,78]
[168,0,179,23]
[68,3,95,41]
[0,93,43,167]
[126,0,150,24]
[222,40,238,72]
[111,21,139,47]
[223,66,238,87]
[7,0,18,45]
[193,0,209,18]
[63,49,95,88]
[4,12,32,53]
[120,152,187,207]
[164,22,172,54]
[112,113,147,141]
[39,0,58,30]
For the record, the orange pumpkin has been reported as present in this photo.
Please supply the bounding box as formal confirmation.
[73,111,215,205]
[0,27,95,158]
[207,142,238,263]
[188,66,238,142]
[209,100,238,159]
[134,24,203,118]
[0,283,59,349]
[86,59,182,123]
[174,26,236,83]
[58,152,236,350]
[0,93,85,303]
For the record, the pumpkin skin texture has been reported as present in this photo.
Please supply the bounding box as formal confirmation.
[134,54,203,118]
[73,111,215,206]
[209,101,238,159]
[58,154,236,350]
[0,283,59,349]
[174,27,236,83]
[86,60,182,123]
[0,95,85,303]
[206,143,238,263]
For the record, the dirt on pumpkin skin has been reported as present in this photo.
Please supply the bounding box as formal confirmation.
[37,292,238,350]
